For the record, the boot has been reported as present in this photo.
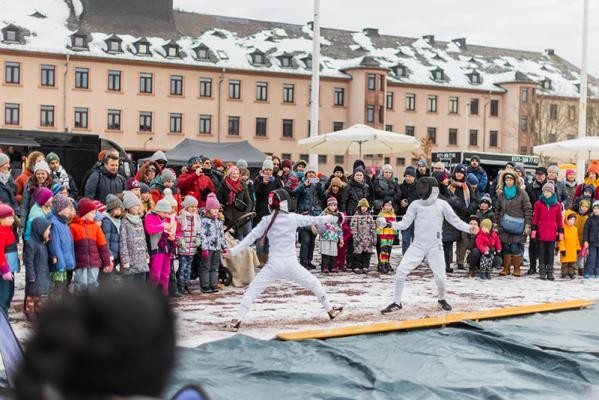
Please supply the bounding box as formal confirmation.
[561,265,568,279]
[478,268,485,279]
[527,265,537,275]
[485,268,492,280]
[539,264,546,280]
[546,264,555,281]
[469,265,477,278]
[568,266,576,279]
[512,255,522,277]
[499,254,512,276]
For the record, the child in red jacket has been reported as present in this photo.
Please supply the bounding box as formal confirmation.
[475,219,502,279]
[0,204,16,315]
[531,183,563,281]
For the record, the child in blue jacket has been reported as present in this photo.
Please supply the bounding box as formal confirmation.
[47,194,76,297]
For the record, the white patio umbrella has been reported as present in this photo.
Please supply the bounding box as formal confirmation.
[533,136,599,159]
[297,124,420,158]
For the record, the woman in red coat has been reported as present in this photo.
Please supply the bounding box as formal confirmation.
[177,156,215,208]
[531,182,564,281]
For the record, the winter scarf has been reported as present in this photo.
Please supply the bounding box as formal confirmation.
[51,166,70,189]
[504,185,517,200]
[565,179,577,189]
[540,193,558,207]
[224,176,243,206]
[0,172,10,185]
[105,214,121,232]
[178,209,200,231]
[126,213,141,225]
[584,175,599,189]
[451,179,470,207]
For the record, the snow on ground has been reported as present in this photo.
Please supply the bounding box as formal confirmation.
[7,244,599,348]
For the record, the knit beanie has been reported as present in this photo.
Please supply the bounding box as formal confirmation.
[181,195,198,209]
[77,198,96,218]
[93,200,107,214]
[566,169,576,177]
[353,166,365,176]
[357,198,369,209]
[105,194,123,212]
[236,159,248,169]
[140,182,151,194]
[282,159,292,170]
[51,183,65,196]
[480,194,493,207]
[329,177,345,188]
[305,164,317,174]
[404,166,416,178]
[382,164,393,174]
[0,204,15,219]
[34,160,51,175]
[587,160,599,175]
[163,188,178,208]
[187,156,202,168]
[160,168,176,183]
[480,219,493,231]
[593,200,599,209]
[0,153,10,167]
[327,196,338,206]
[205,193,220,211]
[150,150,168,163]
[154,199,172,213]
[53,194,72,214]
[33,187,53,207]
[542,182,555,194]
[213,158,224,169]
[126,178,141,190]
[295,160,307,170]
[122,191,141,210]
[200,155,211,163]
[417,159,428,168]
[46,152,60,163]
[466,173,479,186]
[432,171,449,184]
[453,163,466,175]
[547,165,559,174]
[262,156,274,171]
[333,165,344,174]
[226,165,239,177]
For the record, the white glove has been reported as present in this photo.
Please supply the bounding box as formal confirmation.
[324,215,337,224]
[376,217,389,229]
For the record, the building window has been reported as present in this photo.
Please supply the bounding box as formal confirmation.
[385,124,393,132]
[490,100,499,117]
[41,65,55,87]
[5,62,20,84]
[195,47,209,60]
[449,128,458,146]
[136,42,149,55]
[139,112,152,132]
[395,157,405,166]
[74,107,88,129]
[521,88,529,103]
[379,74,385,91]
[427,127,437,144]
[549,104,558,120]
[40,105,54,127]
[406,93,416,111]
[170,75,183,96]
[520,146,528,155]
[432,69,444,81]
[378,106,384,124]
[73,35,86,49]
[318,155,328,164]
[469,129,478,146]
[449,96,458,114]
[255,117,267,137]
[386,91,394,110]
[333,121,343,131]
[107,70,121,91]
[520,116,528,132]
[228,116,240,135]
[366,105,375,123]
[107,39,121,53]
[280,56,292,68]
[334,88,344,106]
[252,52,265,65]
[107,109,121,130]
[384,157,390,165]
[568,105,576,120]
[470,98,479,115]
[229,80,241,99]
[139,73,153,94]
[283,84,294,103]
[282,119,294,138]
[199,78,212,97]
[199,114,212,134]
[405,125,415,136]
[74,67,88,89]
[4,29,17,42]
[427,95,437,112]
[490,130,498,147]
[256,81,268,101]
[169,113,182,133]
[4,103,19,125]
[335,155,344,164]
[367,73,376,90]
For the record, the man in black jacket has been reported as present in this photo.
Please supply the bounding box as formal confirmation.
[84,154,126,204]
[525,166,548,275]
[398,166,419,253]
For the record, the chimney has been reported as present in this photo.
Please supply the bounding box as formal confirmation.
[544,49,555,56]
[451,38,466,49]
[363,27,379,37]
[422,34,435,44]
[306,21,314,30]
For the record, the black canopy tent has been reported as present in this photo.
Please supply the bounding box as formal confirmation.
[140,139,266,168]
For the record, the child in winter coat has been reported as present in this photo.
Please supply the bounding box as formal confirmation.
[140,183,155,216]
[199,194,226,293]
[100,194,123,287]
[24,187,53,241]
[475,194,495,222]
[23,217,52,321]
[119,191,150,283]
[0,204,16,315]
[145,199,179,296]
[475,219,502,279]
[575,198,590,275]
[47,194,76,297]
[376,198,396,274]
[70,198,112,293]
[177,195,201,293]
[559,211,581,279]
[463,215,480,277]
[531,183,563,281]
[582,201,599,278]
[349,198,377,274]
[317,197,344,273]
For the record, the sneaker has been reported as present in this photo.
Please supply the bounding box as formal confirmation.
[209,287,220,293]
[446,266,454,273]
[201,287,212,294]
[438,300,452,311]
[223,319,241,332]
[328,306,344,320]
[381,302,403,315]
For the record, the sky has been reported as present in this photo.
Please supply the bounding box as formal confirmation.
[174,0,599,78]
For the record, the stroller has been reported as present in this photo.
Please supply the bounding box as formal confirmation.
[190,212,256,287]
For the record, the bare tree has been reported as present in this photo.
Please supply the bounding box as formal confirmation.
[411,136,433,166]
[527,96,578,145]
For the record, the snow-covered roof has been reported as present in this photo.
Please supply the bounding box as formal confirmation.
[1,0,598,98]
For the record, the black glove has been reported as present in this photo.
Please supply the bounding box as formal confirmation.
[560,251,566,257]
[386,222,392,228]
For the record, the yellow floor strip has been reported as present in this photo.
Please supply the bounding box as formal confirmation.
[276,299,595,341]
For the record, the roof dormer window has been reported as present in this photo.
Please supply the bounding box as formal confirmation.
[431,68,444,81]
[71,32,88,50]
[250,50,266,66]
[542,78,552,90]
[279,55,292,67]
[164,42,180,58]
[392,65,408,78]
[302,56,312,69]
[194,44,209,60]
[468,71,481,84]
[134,38,151,55]
[4,29,17,42]
[105,35,122,53]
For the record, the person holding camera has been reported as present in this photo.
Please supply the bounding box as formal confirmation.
[217,165,253,239]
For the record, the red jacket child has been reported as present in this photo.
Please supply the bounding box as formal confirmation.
[476,219,502,254]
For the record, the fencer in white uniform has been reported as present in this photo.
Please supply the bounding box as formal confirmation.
[224,189,343,331]
[380,177,478,314]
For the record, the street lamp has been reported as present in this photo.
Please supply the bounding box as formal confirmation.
[143,136,153,149]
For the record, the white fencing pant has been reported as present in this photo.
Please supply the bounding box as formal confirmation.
[237,255,332,322]
[393,241,447,305]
